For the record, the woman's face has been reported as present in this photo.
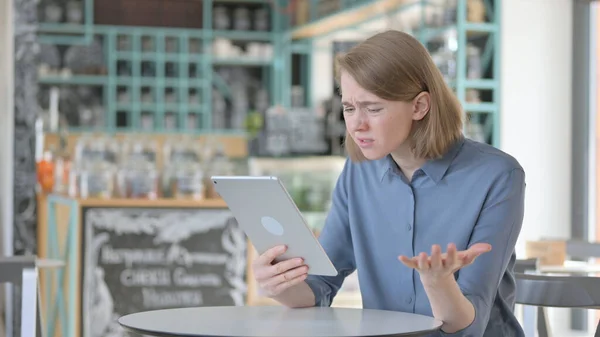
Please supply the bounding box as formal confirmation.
[340,72,428,160]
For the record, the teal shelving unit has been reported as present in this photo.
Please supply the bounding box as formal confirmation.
[40,25,210,132]
[285,0,501,147]
[36,0,501,147]
[37,0,279,135]
[444,0,501,147]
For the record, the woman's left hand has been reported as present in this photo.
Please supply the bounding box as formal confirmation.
[398,243,492,286]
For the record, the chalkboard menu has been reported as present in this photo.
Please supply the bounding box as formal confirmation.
[81,207,247,337]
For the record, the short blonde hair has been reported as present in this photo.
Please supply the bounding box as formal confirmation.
[336,30,463,162]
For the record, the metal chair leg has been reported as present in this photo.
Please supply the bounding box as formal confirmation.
[522,305,536,336]
[20,268,38,337]
[537,307,551,337]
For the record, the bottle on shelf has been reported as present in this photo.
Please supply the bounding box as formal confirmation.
[37,149,55,194]
[71,134,119,199]
[203,141,234,199]
[431,29,457,82]
[79,161,116,199]
[52,121,71,195]
[117,160,159,200]
[171,162,204,200]
[162,135,204,200]
[116,135,159,199]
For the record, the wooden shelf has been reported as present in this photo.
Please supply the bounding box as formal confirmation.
[41,194,229,209]
[75,197,228,208]
[43,132,249,169]
[290,0,412,40]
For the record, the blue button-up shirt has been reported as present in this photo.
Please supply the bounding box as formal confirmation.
[305,137,526,337]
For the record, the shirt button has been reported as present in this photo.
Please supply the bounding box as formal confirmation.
[407,297,413,304]
[407,224,412,231]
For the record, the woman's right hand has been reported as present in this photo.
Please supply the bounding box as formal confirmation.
[252,245,309,298]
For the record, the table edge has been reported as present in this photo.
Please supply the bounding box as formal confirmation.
[119,325,442,337]
[118,319,442,337]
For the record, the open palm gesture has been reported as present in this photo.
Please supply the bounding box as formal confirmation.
[398,243,492,285]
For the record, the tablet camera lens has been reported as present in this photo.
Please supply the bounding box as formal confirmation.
[213,180,217,184]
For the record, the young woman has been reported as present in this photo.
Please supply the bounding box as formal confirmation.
[251,30,525,337]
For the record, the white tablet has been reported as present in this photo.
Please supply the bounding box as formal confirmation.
[210,175,338,276]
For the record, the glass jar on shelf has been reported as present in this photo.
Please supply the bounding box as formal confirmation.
[253,8,269,31]
[467,44,482,79]
[433,49,455,82]
[117,160,159,199]
[74,135,120,167]
[121,135,158,166]
[161,165,175,198]
[171,163,204,200]
[78,161,116,199]
[162,135,203,198]
[163,135,200,164]
[233,7,250,31]
[213,6,230,30]
[74,135,95,166]
[203,142,234,199]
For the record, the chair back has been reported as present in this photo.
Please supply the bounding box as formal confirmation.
[515,273,600,309]
[514,258,538,273]
[566,240,600,260]
[0,256,36,283]
[0,255,41,337]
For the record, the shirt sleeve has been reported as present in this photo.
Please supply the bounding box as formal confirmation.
[441,167,526,336]
[304,159,356,307]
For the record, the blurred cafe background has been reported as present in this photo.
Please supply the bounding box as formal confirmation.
[0,0,599,336]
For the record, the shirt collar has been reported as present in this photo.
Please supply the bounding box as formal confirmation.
[420,136,465,183]
[378,136,465,183]
[378,154,397,181]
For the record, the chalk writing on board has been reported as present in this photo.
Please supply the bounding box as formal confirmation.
[82,207,247,337]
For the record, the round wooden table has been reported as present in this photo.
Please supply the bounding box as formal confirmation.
[118,306,442,337]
